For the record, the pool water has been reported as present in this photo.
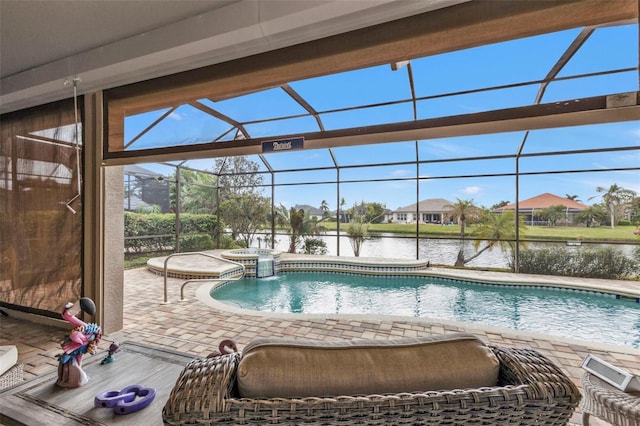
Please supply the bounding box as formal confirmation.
[211,272,640,348]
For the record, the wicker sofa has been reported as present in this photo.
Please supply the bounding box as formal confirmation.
[163,333,581,425]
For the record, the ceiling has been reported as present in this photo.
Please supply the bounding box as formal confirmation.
[0,0,466,114]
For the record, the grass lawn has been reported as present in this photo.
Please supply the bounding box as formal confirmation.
[322,223,639,242]
[125,256,151,270]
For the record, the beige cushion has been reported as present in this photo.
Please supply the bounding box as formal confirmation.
[237,333,499,398]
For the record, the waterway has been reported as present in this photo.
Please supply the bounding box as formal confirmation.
[262,231,637,269]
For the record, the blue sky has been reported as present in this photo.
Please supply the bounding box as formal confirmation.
[128,23,639,211]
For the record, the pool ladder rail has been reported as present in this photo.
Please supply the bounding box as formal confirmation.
[161,252,246,304]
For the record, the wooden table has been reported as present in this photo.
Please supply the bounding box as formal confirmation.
[0,342,194,425]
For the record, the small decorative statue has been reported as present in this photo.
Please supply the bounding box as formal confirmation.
[101,342,120,365]
[56,297,102,388]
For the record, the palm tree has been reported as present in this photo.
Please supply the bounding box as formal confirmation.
[180,170,217,213]
[346,216,369,257]
[490,201,510,210]
[320,200,330,218]
[593,184,636,229]
[339,197,346,222]
[455,211,525,267]
[450,198,479,238]
[276,204,327,253]
[539,205,565,227]
[565,194,581,202]
[339,201,386,257]
[574,205,607,227]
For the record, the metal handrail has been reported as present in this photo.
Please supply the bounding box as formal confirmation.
[162,252,245,304]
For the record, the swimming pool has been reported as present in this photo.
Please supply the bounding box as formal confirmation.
[211,272,640,348]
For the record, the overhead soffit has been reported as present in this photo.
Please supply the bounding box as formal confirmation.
[0,0,466,114]
[103,0,640,164]
[0,0,238,77]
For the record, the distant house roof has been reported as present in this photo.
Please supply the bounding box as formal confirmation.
[294,204,324,217]
[496,193,588,211]
[124,164,164,179]
[394,198,454,213]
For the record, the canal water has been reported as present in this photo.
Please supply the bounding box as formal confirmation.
[265,231,637,269]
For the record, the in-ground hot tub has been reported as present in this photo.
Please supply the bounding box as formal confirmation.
[221,248,282,277]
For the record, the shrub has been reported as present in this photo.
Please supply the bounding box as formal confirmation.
[124,212,174,253]
[303,237,328,255]
[178,234,214,252]
[219,234,243,249]
[124,212,221,254]
[514,247,638,279]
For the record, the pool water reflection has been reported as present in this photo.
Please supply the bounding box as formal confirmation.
[211,272,640,348]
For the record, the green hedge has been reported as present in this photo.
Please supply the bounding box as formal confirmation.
[124,212,221,254]
[514,247,638,279]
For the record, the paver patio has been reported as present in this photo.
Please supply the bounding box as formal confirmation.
[2,262,638,426]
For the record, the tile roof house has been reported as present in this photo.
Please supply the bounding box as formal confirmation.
[495,193,589,226]
[391,198,455,224]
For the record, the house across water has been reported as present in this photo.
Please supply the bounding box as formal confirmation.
[390,198,455,224]
[494,193,588,226]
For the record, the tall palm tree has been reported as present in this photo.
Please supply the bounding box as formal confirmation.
[565,194,581,202]
[593,184,636,229]
[450,198,479,238]
[320,200,330,218]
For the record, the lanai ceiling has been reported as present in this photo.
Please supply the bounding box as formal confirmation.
[0,0,466,114]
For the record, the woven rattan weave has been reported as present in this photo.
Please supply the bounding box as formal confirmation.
[0,363,23,391]
[581,372,640,426]
[163,345,580,425]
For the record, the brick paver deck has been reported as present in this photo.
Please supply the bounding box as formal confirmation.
[1,260,638,426]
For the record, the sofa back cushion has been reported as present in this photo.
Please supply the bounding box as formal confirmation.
[236,333,499,398]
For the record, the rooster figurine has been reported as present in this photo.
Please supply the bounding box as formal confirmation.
[56,297,102,388]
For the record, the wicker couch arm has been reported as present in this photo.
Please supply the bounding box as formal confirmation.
[163,353,239,425]
[491,346,581,403]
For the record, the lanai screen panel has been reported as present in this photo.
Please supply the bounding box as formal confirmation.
[0,98,82,315]
[103,5,638,263]
[107,19,638,163]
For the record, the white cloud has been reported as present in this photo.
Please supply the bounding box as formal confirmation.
[391,168,412,177]
[169,112,184,120]
[461,186,482,195]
